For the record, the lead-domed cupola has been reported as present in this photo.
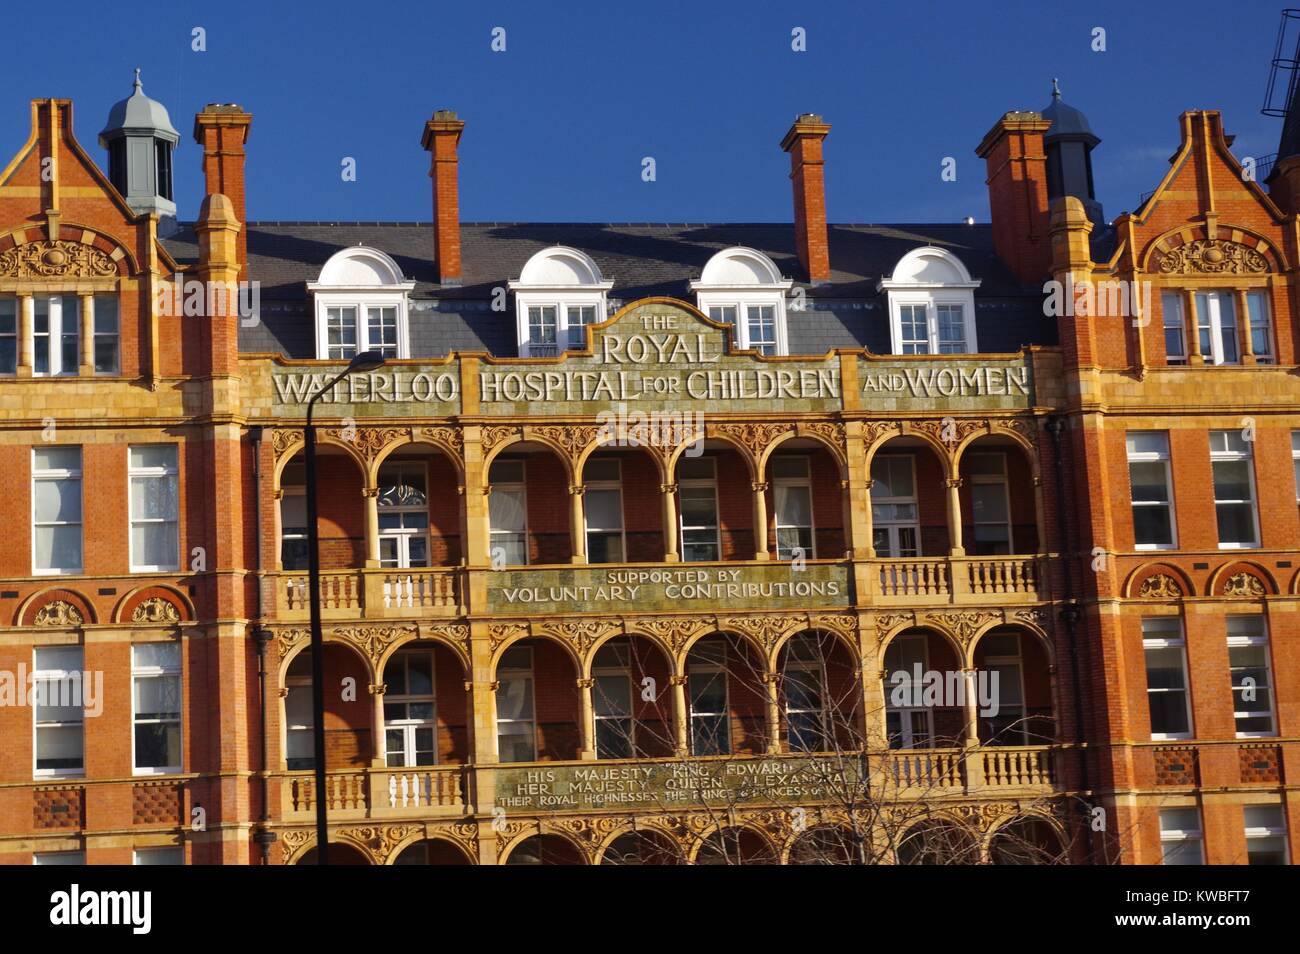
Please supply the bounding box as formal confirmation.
[99,69,180,225]
[1042,79,1104,227]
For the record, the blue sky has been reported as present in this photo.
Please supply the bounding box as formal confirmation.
[2,0,1291,224]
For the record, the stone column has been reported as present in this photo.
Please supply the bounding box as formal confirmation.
[961,668,986,789]
[670,674,689,756]
[78,293,94,375]
[369,683,387,768]
[946,477,965,556]
[363,487,380,568]
[17,294,33,377]
[763,672,782,754]
[1234,288,1256,364]
[752,480,770,560]
[569,484,587,564]
[578,677,596,759]
[661,482,680,561]
[1184,288,1204,364]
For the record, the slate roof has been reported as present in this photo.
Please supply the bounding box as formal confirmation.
[161,221,1056,359]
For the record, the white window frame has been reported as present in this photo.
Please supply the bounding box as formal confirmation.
[583,458,626,564]
[1246,290,1275,363]
[772,455,815,560]
[1143,618,1193,741]
[0,295,18,375]
[870,454,920,558]
[131,642,182,776]
[879,247,981,356]
[782,638,828,753]
[377,461,431,570]
[592,639,635,759]
[509,247,612,357]
[977,632,1028,745]
[32,446,83,576]
[32,294,80,377]
[1209,429,1260,549]
[1227,616,1276,739]
[133,847,184,865]
[1159,807,1205,865]
[93,294,120,375]
[687,638,731,756]
[1126,431,1177,550]
[884,633,935,749]
[33,646,85,779]
[678,457,721,563]
[278,462,308,571]
[313,299,410,360]
[1293,431,1300,508]
[128,444,180,573]
[967,451,1014,554]
[1161,291,1188,365]
[1244,805,1289,865]
[284,655,314,771]
[488,459,528,566]
[1193,290,1240,365]
[690,247,794,357]
[495,645,537,763]
[511,292,610,357]
[693,293,791,356]
[33,851,85,865]
[382,647,438,768]
[308,247,415,361]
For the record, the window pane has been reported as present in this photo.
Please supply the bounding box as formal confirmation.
[585,488,623,531]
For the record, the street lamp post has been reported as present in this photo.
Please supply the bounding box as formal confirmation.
[304,351,386,864]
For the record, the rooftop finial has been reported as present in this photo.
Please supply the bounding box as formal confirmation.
[1051,77,1061,100]
[133,67,142,92]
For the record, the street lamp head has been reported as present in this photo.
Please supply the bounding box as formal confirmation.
[348,351,387,374]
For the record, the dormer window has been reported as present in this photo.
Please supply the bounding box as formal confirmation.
[878,247,981,355]
[690,247,793,356]
[308,247,415,360]
[508,247,612,357]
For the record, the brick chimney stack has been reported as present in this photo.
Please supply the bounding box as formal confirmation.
[976,111,1052,285]
[421,110,466,285]
[780,114,832,283]
[193,104,252,272]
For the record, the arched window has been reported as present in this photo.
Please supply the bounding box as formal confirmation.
[508,247,612,357]
[308,247,415,360]
[690,247,793,356]
[878,246,980,355]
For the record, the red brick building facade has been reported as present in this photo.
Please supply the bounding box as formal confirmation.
[0,73,1296,865]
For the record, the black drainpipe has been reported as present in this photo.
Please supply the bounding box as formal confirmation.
[249,426,277,864]
[1045,415,1092,862]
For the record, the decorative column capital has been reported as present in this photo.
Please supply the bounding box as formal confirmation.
[945,477,963,490]
[362,486,380,499]
[368,682,387,696]
[660,483,678,495]
[576,677,595,689]
[569,484,586,496]
[751,481,770,493]
[668,674,688,687]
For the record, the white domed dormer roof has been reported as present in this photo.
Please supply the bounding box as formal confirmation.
[691,247,790,289]
[690,247,794,357]
[308,246,415,360]
[309,246,414,290]
[878,246,981,290]
[511,246,612,289]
